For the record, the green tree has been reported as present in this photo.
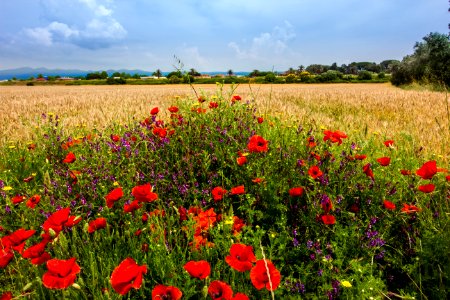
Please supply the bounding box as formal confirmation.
[153,69,163,78]
[227,69,234,77]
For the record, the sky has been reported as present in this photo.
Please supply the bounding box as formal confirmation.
[0,0,448,72]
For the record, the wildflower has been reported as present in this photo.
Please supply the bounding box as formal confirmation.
[418,184,435,193]
[63,152,76,163]
[446,175,450,182]
[247,135,268,153]
[252,178,264,184]
[208,280,233,300]
[132,184,158,203]
[151,284,182,300]
[341,280,352,288]
[0,291,12,300]
[231,95,242,103]
[22,238,51,265]
[198,96,206,103]
[209,101,218,109]
[42,257,81,289]
[416,161,437,180]
[308,166,323,179]
[320,214,336,225]
[105,187,124,208]
[400,169,412,176]
[250,259,281,291]
[152,127,167,139]
[363,163,374,180]
[168,106,179,113]
[225,244,256,272]
[289,187,304,197]
[124,200,142,213]
[230,185,245,195]
[383,200,396,210]
[11,195,26,205]
[150,107,159,115]
[257,117,264,124]
[26,195,41,209]
[232,293,249,300]
[377,157,391,166]
[323,130,347,145]
[354,154,367,160]
[236,156,247,166]
[212,186,227,202]
[0,249,14,268]
[2,186,12,191]
[1,228,36,254]
[384,140,394,147]
[401,203,420,214]
[184,260,211,279]
[111,135,120,142]
[88,218,107,233]
[232,216,245,235]
[110,258,147,295]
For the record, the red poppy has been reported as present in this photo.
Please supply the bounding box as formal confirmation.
[26,195,41,209]
[151,284,182,300]
[198,96,206,103]
[289,187,304,197]
[22,239,51,265]
[354,154,367,160]
[401,203,421,214]
[232,216,245,235]
[225,243,256,272]
[11,195,26,205]
[0,249,14,268]
[230,185,245,195]
[231,95,242,102]
[247,135,268,153]
[132,183,158,203]
[236,156,247,166]
[43,208,71,235]
[168,106,179,113]
[110,257,148,295]
[1,228,36,253]
[384,140,394,147]
[320,214,336,225]
[308,166,323,179]
[124,200,142,213]
[446,175,450,182]
[105,187,124,208]
[250,259,281,291]
[88,218,107,233]
[0,291,12,300]
[400,169,412,176]
[257,117,264,124]
[307,136,316,148]
[212,187,227,202]
[183,260,211,279]
[209,101,218,109]
[252,178,264,184]
[383,200,396,210]
[65,215,82,228]
[418,184,435,193]
[231,293,249,300]
[153,127,167,139]
[63,152,76,163]
[323,130,347,145]
[208,280,233,300]
[363,163,374,180]
[150,107,159,115]
[42,257,81,289]
[23,175,34,182]
[376,157,391,166]
[111,135,120,142]
[416,161,437,180]
[321,198,333,214]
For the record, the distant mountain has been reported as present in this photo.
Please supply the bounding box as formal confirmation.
[0,67,250,80]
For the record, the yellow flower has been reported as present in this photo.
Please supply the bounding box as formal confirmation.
[2,186,12,191]
[113,181,120,187]
[8,145,16,149]
[341,280,352,288]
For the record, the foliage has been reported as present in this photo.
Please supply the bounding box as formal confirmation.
[357,71,373,81]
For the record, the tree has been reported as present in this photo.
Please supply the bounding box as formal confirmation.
[188,68,201,77]
[153,69,163,78]
[227,69,234,77]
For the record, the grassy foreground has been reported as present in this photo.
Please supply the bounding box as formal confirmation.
[0,84,449,299]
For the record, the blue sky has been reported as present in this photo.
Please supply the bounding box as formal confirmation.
[0,0,448,72]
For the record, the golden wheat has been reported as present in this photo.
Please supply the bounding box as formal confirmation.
[0,84,448,160]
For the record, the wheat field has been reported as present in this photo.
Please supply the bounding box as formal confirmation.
[0,83,448,160]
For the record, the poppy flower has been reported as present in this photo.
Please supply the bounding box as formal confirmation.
[257,117,264,124]
[308,166,323,179]
[1,228,36,253]
[42,257,81,289]
[105,187,124,208]
[363,163,374,180]
[110,257,148,295]
[63,152,76,163]
[183,260,211,279]
[252,178,263,184]
[43,208,70,235]
[0,291,12,300]
[152,127,167,139]
[416,161,437,180]
[377,157,391,166]
[22,239,51,265]
[247,135,268,153]
[231,95,242,102]
[307,136,316,148]
[88,218,107,233]
[132,183,158,203]
[198,96,206,103]
[418,184,435,193]
[0,249,14,268]
[400,169,412,176]
[323,130,347,145]
[289,187,304,197]
[26,195,41,209]
[354,154,367,160]
[208,280,233,300]
[151,284,182,300]
[236,156,247,166]
[11,195,26,205]
[150,107,159,115]
[212,187,227,202]
[383,200,396,210]
[124,200,142,213]
[446,175,450,182]
[225,243,256,272]
[384,140,394,147]
[209,101,218,109]
[321,197,333,214]
[232,293,249,300]
[232,216,245,235]
[401,203,421,214]
[320,214,336,225]
[230,185,245,195]
[250,259,281,291]
[111,135,120,142]
[168,106,179,113]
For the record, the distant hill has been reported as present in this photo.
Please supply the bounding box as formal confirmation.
[0,67,250,80]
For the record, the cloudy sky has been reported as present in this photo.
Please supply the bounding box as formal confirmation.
[0,0,447,72]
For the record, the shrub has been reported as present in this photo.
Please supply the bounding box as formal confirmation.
[357,70,373,80]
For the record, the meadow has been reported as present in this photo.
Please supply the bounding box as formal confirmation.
[0,83,449,299]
